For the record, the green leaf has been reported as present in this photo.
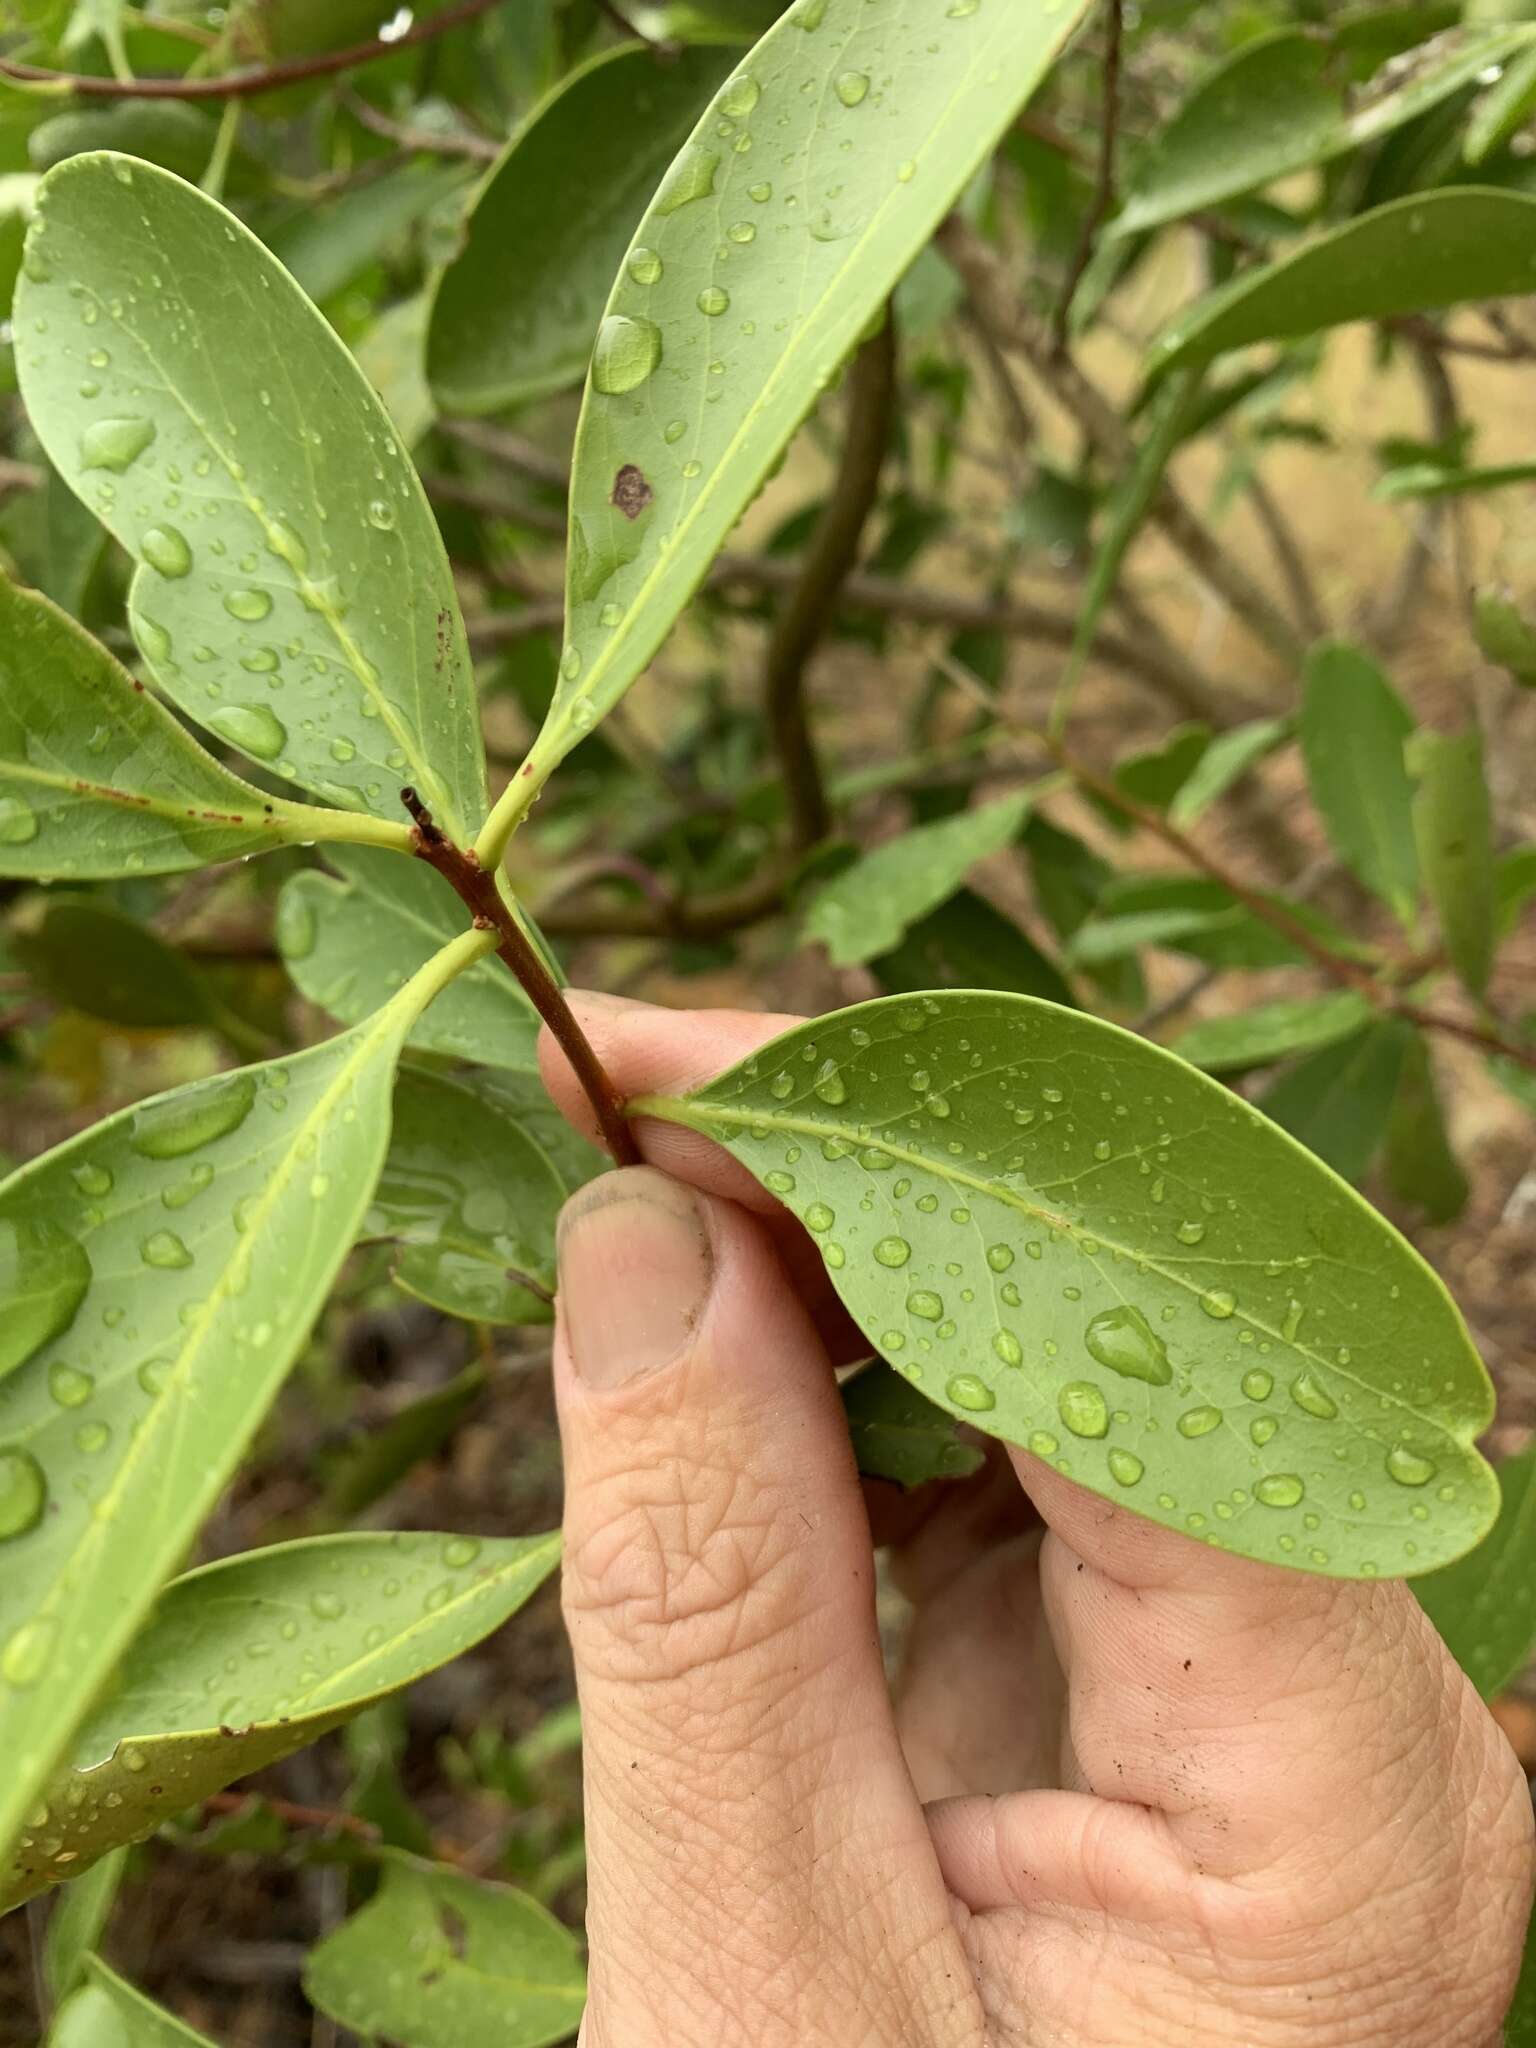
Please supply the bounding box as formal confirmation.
[1117,24,1534,235]
[1466,33,1536,157]
[15,901,212,1031]
[428,44,736,413]
[1070,875,1311,970]
[268,162,470,306]
[279,847,540,1071]
[49,1959,216,2048]
[1409,725,1497,998]
[802,789,1037,968]
[373,1066,600,1324]
[1115,722,1212,812]
[1378,459,1536,502]
[870,888,1075,1009]
[1385,1030,1469,1224]
[841,1358,985,1490]
[0,578,407,879]
[319,1363,485,1522]
[1473,585,1536,685]
[304,1857,586,2048]
[1169,992,1374,1073]
[482,0,1094,857]
[15,155,487,842]
[0,172,37,316]
[1498,845,1536,933]
[1259,1019,1409,1181]
[3,1528,560,1909]
[1300,643,1419,923]
[1166,714,1290,827]
[635,992,1497,1579]
[44,1849,126,2004]
[1506,1909,1536,2048]
[0,925,492,1863]
[1417,1445,1536,1697]
[1150,189,1536,373]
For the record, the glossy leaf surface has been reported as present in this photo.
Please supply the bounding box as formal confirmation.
[49,1960,215,2048]
[491,0,1093,851]
[279,846,541,1070]
[4,1529,561,1908]
[1300,643,1419,923]
[304,1857,586,2048]
[1408,725,1495,998]
[372,1066,600,1323]
[637,993,1496,1578]
[1151,189,1536,372]
[428,44,736,413]
[16,155,487,841]
[802,789,1036,968]
[0,578,403,879]
[842,1359,984,1490]
[0,926,492,1860]
[1417,1444,1536,1698]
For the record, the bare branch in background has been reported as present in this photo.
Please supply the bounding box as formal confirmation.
[1053,0,1125,351]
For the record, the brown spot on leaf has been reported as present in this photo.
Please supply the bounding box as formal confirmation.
[610,464,654,521]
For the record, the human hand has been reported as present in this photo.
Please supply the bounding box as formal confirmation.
[541,995,1533,2048]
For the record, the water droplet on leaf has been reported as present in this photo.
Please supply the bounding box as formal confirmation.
[873,1237,910,1268]
[1058,1382,1109,1439]
[131,1074,255,1160]
[80,417,155,473]
[947,1374,995,1413]
[1255,1473,1305,1508]
[0,1450,47,1541]
[1083,1305,1171,1386]
[141,525,191,578]
[206,703,287,761]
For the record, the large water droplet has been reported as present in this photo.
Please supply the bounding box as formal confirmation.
[697,285,730,317]
[80,417,155,473]
[835,70,871,105]
[1199,1288,1237,1320]
[1,1616,56,1687]
[71,1163,112,1198]
[1108,1448,1144,1487]
[627,245,664,286]
[1255,1472,1305,1509]
[1177,1405,1223,1438]
[1083,1305,1171,1386]
[906,1289,943,1322]
[804,1202,834,1233]
[206,703,287,761]
[140,1230,192,1270]
[443,1536,481,1568]
[985,1244,1014,1273]
[992,1329,1022,1368]
[720,74,761,117]
[1241,1368,1274,1402]
[0,1219,91,1381]
[1176,1220,1206,1246]
[655,145,721,215]
[136,615,172,664]
[142,525,191,579]
[130,1073,256,1160]
[947,1374,995,1413]
[1386,1445,1437,1487]
[1058,1382,1109,1439]
[266,518,309,574]
[591,314,664,396]
[812,1058,846,1106]
[0,796,39,846]
[1289,1371,1338,1421]
[47,1363,93,1409]
[873,1236,910,1268]
[0,1449,47,1540]
[223,587,273,622]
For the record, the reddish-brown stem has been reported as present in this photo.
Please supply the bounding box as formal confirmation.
[0,0,503,100]
[400,789,640,1165]
[200,1792,378,1842]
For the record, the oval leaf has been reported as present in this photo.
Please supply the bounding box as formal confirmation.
[304,1857,586,2048]
[483,0,1093,853]
[1408,725,1496,999]
[372,1066,601,1324]
[0,578,407,878]
[279,846,540,1070]
[428,43,737,414]
[15,155,487,842]
[635,992,1497,1578]
[50,1960,215,2048]
[4,1529,560,1908]
[1150,188,1536,372]
[842,1358,985,1491]
[0,926,492,1860]
[1168,992,1374,1074]
[1300,642,1419,924]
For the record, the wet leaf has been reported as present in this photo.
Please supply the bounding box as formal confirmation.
[15,155,487,842]
[1168,993,1374,1073]
[486,0,1093,855]
[373,1065,601,1324]
[1300,643,1419,924]
[1151,189,1536,373]
[304,1856,586,2048]
[802,789,1037,968]
[1417,1444,1536,1698]
[0,926,492,1862]
[278,846,541,1071]
[429,44,736,413]
[0,578,405,880]
[48,1958,214,2047]
[1118,25,1533,234]
[1408,725,1496,999]
[3,1529,560,1908]
[636,992,1496,1579]
[842,1359,984,1490]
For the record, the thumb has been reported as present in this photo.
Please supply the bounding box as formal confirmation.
[552,1167,957,2036]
